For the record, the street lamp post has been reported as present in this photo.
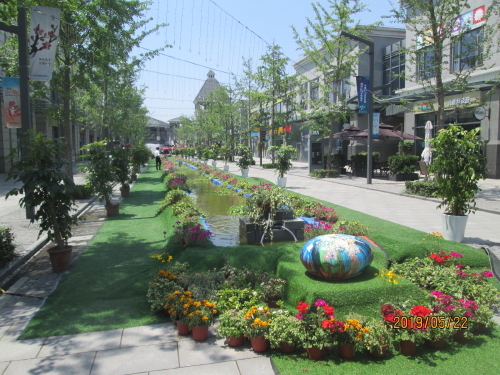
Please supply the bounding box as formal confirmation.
[340,31,374,184]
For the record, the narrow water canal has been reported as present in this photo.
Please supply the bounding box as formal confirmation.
[184,169,246,247]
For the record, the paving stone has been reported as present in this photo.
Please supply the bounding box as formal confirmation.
[150,360,240,375]
[237,357,275,375]
[39,329,123,357]
[0,361,10,374]
[90,342,179,375]
[6,277,29,293]
[121,323,178,348]
[0,338,45,362]
[0,306,39,326]
[2,351,95,375]
[177,336,259,367]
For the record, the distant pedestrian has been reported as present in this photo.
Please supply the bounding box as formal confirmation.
[154,147,161,170]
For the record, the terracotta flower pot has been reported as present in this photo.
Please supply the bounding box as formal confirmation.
[473,323,487,334]
[399,340,417,356]
[226,336,245,347]
[47,246,73,273]
[338,342,355,359]
[369,346,388,359]
[280,341,296,353]
[425,338,446,349]
[105,203,120,217]
[191,326,209,341]
[264,300,280,309]
[177,322,191,336]
[305,346,323,360]
[249,336,269,352]
[453,329,468,343]
[120,186,130,197]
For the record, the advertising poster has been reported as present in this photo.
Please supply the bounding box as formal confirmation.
[356,76,369,114]
[29,6,61,81]
[373,112,380,138]
[2,77,22,128]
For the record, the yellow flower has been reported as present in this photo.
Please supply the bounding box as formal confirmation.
[173,291,181,296]
[195,311,201,315]
[193,301,202,307]
[183,304,190,309]
[201,316,209,321]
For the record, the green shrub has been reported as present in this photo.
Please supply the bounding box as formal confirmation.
[388,155,419,174]
[262,163,277,169]
[176,269,227,301]
[0,227,16,267]
[351,152,380,171]
[310,169,339,178]
[323,153,345,168]
[405,180,439,197]
[72,185,94,199]
[216,288,261,313]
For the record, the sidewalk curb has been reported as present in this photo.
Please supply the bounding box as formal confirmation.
[0,195,98,289]
[253,166,500,216]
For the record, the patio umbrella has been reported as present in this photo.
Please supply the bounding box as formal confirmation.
[421,120,433,165]
[333,123,423,142]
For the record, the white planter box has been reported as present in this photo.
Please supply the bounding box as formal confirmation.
[442,214,468,242]
[276,177,287,188]
[241,168,249,178]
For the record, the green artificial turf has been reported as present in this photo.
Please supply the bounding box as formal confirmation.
[270,326,500,375]
[20,165,173,339]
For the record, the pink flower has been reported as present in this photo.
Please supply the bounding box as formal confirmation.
[456,270,462,274]
[449,251,463,258]
[430,291,444,298]
[294,313,304,320]
[455,264,465,269]
[444,305,455,312]
[482,270,493,277]
[459,272,469,279]
[314,299,327,307]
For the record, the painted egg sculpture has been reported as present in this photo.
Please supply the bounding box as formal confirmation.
[300,234,375,280]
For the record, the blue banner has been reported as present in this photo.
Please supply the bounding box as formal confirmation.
[356,76,369,114]
[1,77,22,128]
[373,113,380,138]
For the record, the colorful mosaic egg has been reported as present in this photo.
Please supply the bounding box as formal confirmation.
[300,234,375,279]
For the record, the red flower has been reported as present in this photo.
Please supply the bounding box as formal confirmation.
[429,254,445,263]
[297,301,309,315]
[323,305,335,317]
[410,305,432,317]
[321,320,333,330]
[381,304,394,316]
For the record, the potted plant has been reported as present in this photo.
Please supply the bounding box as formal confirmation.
[269,145,297,188]
[236,145,254,177]
[333,316,371,359]
[429,125,487,242]
[111,147,131,197]
[216,309,247,347]
[332,153,346,174]
[259,273,286,308]
[80,140,119,216]
[363,319,391,358]
[130,144,151,178]
[181,299,218,341]
[202,146,212,164]
[387,155,419,181]
[6,133,78,272]
[244,305,273,352]
[350,152,380,177]
[219,144,232,171]
[268,310,304,353]
[210,145,220,167]
[294,299,335,359]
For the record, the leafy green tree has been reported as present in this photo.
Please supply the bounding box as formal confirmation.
[388,0,499,129]
[292,0,376,170]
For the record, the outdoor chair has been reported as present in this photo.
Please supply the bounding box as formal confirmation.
[418,161,432,180]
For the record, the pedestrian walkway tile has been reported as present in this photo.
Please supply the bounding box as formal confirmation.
[38,329,123,357]
[237,357,274,375]
[150,360,240,375]
[121,323,178,347]
[90,342,178,375]
[0,338,45,362]
[2,351,95,375]
[177,336,259,367]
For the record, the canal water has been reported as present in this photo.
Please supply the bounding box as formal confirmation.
[185,170,246,247]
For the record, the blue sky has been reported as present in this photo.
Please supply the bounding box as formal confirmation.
[134,0,404,123]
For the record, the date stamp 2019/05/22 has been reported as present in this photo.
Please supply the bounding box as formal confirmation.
[393,316,468,329]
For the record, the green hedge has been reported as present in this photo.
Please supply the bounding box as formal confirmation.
[405,180,439,197]
[262,163,277,169]
[0,227,16,267]
[72,185,94,200]
[310,169,340,178]
[388,155,419,174]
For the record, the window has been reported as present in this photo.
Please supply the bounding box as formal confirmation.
[310,78,319,102]
[383,51,405,95]
[417,46,435,80]
[328,80,350,103]
[300,83,308,110]
[452,28,484,72]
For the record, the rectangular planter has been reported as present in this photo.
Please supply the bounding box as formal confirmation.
[388,173,419,181]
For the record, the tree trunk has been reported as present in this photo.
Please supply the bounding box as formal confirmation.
[62,50,74,181]
[326,118,335,170]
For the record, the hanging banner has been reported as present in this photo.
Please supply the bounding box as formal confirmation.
[373,113,380,138]
[29,6,61,81]
[2,77,22,128]
[356,76,369,114]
